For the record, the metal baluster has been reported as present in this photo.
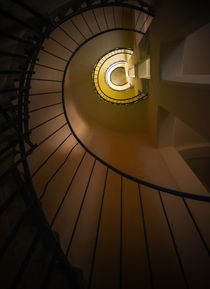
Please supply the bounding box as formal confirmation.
[36,123,67,147]
[103,7,108,29]
[135,12,141,28]
[29,102,62,113]
[29,91,62,96]
[31,133,71,178]
[112,6,116,28]
[182,198,210,256]
[119,176,123,289]
[92,9,101,32]
[81,12,94,35]
[49,36,73,53]
[138,184,154,289]
[50,151,87,227]
[40,142,79,200]
[41,49,68,62]
[66,159,96,256]
[159,191,189,289]
[30,112,64,132]
[30,78,62,83]
[121,7,124,28]
[58,26,80,46]
[140,14,149,32]
[87,167,108,289]
[35,62,64,72]
[71,19,87,40]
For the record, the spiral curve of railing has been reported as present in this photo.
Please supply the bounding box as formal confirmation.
[0,1,210,289]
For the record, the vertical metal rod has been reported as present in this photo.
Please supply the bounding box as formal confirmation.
[29,102,62,113]
[159,191,189,289]
[140,14,149,32]
[81,13,94,35]
[30,112,64,131]
[138,184,154,289]
[41,49,68,62]
[112,7,116,28]
[35,62,64,72]
[22,39,41,147]
[119,176,123,289]
[31,133,71,178]
[49,36,73,53]
[182,198,210,255]
[103,7,108,29]
[87,167,108,289]
[71,19,87,40]
[30,78,62,83]
[36,123,67,147]
[40,142,79,200]
[135,12,141,28]
[129,8,133,29]
[50,151,87,227]
[66,159,96,256]
[92,9,101,32]
[121,7,124,28]
[58,26,79,46]
[29,91,61,96]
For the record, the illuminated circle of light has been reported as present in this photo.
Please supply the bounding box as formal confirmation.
[105,61,131,91]
[92,48,147,105]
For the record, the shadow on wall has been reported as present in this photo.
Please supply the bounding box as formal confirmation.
[158,106,210,193]
[161,22,210,84]
[179,146,210,192]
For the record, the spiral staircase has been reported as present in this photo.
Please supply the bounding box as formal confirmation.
[1,1,210,289]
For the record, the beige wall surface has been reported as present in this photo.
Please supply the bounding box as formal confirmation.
[24,3,210,288]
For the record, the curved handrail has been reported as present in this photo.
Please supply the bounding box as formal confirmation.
[56,18,210,202]
[57,2,154,28]
[10,0,208,230]
[2,2,209,289]
[62,100,210,202]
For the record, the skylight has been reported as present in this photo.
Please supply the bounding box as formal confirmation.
[92,48,147,105]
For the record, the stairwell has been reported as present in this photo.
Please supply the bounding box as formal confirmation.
[0,1,210,289]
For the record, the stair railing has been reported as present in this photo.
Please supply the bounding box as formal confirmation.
[1,1,209,289]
